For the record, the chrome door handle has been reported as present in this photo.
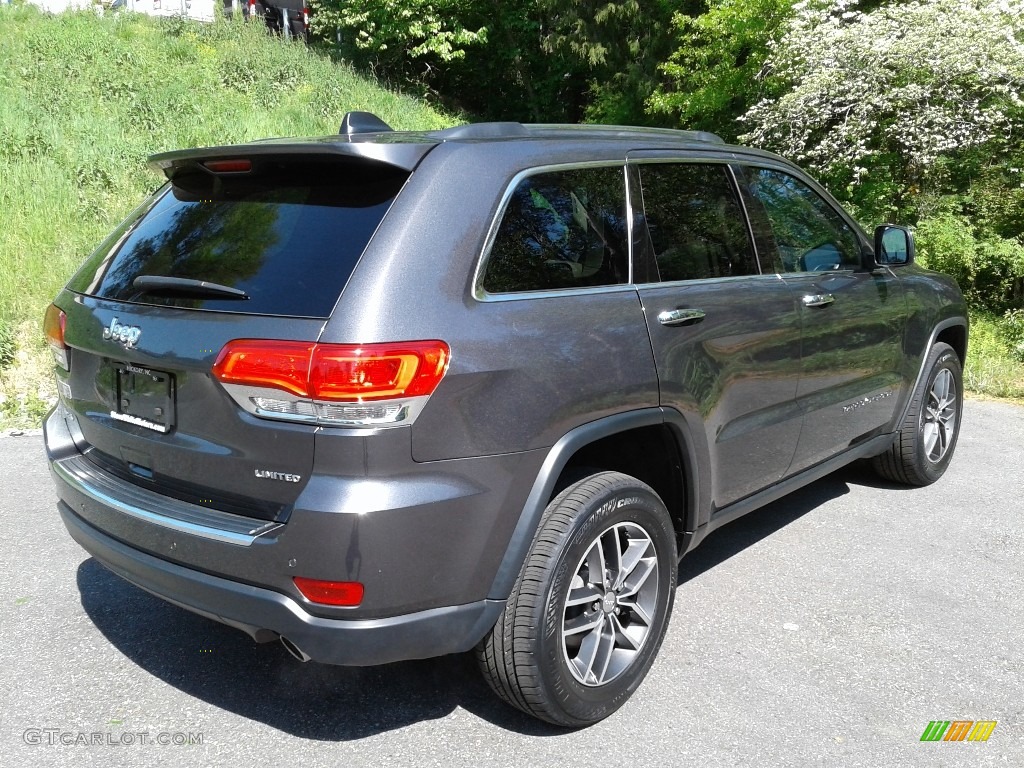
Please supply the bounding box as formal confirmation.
[657,308,706,326]
[802,293,835,308]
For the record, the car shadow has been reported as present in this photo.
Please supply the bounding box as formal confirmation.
[76,461,886,739]
[677,460,886,585]
[76,559,562,739]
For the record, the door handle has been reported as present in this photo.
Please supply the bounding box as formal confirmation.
[801,293,835,308]
[657,308,706,326]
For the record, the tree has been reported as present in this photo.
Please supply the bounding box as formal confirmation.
[537,0,678,124]
[738,0,1024,310]
[311,0,488,80]
[738,0,1024,209]
[648,0,793,140]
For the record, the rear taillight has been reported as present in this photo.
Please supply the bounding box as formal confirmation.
[213,339,450,427]
[43,304,69,371]
[293,577,363,607]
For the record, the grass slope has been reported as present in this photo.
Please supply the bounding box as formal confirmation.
[0,6,452,427]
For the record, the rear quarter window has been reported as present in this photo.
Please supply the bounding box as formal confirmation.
[480,166,629,294]
[68,157,408,317]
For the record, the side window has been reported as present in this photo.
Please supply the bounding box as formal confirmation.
[636,163,758,282]
[740,167,862,273]
[481,167,628,294]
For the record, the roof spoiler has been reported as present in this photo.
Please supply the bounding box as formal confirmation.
[340,111,394,136]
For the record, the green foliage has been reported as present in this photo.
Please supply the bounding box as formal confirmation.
[649,0,793,140]
[965,313,1024,400]
[0,388,53,429]
[311,0,675,125]
[915,208,1024,312]
[311,0,487,74]
[1001,309,1024,362]
[533,0,678,125]
[0,322,13,371]
[0,5,449,319]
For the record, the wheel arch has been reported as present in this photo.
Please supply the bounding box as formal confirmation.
[895,317,968,427]
[935,320,968,367]
[486,408,700,602]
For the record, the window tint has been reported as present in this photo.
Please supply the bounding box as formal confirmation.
[482,167,628,293]
[68,158,407,317]
[637,163,758,282]
[740,167,862,273]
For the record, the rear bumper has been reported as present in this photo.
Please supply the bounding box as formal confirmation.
[44,403,539,665]
[59,501,503,666]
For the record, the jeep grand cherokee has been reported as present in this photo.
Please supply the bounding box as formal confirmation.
[44,112,968,726]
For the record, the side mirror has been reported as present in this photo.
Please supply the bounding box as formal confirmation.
[872,225,915,267]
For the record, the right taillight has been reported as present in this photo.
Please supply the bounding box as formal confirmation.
[43,304,69,371]
[212,339,450,427]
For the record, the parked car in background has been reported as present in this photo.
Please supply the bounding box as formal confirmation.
[239,0,308,42]
[44,113,968,726]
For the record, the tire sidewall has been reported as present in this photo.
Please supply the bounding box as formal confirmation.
[535,480,676,725]
[913,346,963,483]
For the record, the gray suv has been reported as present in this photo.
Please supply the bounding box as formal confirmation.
[44,113,968,727]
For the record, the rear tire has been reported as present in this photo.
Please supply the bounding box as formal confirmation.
[476,471,677,727]
[872,342,962,486]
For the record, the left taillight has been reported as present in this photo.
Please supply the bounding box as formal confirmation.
[43,304,69,371]
[212,339,450,427]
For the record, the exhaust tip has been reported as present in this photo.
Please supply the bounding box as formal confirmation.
[280,635,311,662]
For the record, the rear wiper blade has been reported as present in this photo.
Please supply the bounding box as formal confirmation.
[132,276,250,300]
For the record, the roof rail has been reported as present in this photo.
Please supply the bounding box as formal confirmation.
[435,122,531,140]
[433,121,725,145]
[339,111,394,136]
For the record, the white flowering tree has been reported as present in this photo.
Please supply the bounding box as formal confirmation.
[738,0,1024,309]
[740,0,1024,202]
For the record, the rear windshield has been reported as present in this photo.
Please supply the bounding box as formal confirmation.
[68,157,408,317]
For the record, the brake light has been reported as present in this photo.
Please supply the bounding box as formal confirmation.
[212,339,450,426]
[203,159,252,174]
[44,304,69,371]
[293,577,364,607]
[311,342,449,401]
[212,340,314,397]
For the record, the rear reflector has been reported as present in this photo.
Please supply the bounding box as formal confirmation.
[293,577,364,607]
[43,304,69,371]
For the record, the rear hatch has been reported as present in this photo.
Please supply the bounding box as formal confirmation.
[54,145,424,522]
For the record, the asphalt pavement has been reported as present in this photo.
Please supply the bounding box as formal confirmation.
[1,399,1021,767]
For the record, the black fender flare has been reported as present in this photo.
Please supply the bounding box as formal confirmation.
[485,407,703,601]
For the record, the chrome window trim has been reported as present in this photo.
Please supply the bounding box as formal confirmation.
[635,273,786,289]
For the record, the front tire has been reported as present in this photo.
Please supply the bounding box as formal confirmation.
[872,342,963,486]
[477,471,677,727]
